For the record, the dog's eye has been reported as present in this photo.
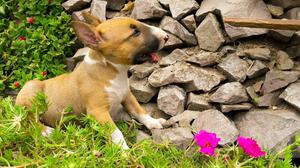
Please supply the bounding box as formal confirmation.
[130,24,141,37]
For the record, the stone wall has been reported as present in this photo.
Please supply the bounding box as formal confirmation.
[62,0,300,156]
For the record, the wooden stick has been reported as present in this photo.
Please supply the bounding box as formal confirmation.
[224,17,300,31]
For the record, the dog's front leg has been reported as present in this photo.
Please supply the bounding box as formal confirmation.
[122,92,166,129]
[87,102,129,150]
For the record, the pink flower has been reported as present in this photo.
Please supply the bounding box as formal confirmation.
[194,130,221,156]
[19,36,26,41]
[237,136,266,158]
[27,17,34,24]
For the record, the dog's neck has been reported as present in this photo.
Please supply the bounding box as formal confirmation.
[84,49,107,65]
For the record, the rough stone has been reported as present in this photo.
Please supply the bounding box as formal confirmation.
[67,47,89,71]
[159,16,197,45]
[286,45,300,58]
[209,82,249,104]
[62,0,91,12]
[149,62,225,92]
[191,109,239,145]
[233,109,300,152]
[267,4,284,17]
[159,49,189,66]
[247,60,268,79]
[280,82,300,111]
[268,0,300,10]
[276,50,294,70]
[72,8,91,21]
[243,47,271,61]
[129,76,159,103]
[186,50,222,67]
[103,0,126,10]
[283,7,300,19]
[158,0,171,8]
[91,0,107,22]
[136,130,151,143]
[187,93,211,111]
[152,127,194,149]
[157,85,186,116]
[129,63,158,79]
[269,29,294,43]
[164,110,201,127]
[181,15,197,33]
[111,106,132,122]
[195,0,271,40]
[163,33,184,50]
[257,90,283,107]
[246,86,259,101]
[221,103,253,113]
[262,71,299,94]
[195,13,226,52]
[141,103,171,120]
[169,0,199,20]
[217,54,249,82]
[131,0,168,20]
[291,31,300,45]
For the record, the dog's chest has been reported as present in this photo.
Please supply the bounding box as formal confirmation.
[105,64,129,113]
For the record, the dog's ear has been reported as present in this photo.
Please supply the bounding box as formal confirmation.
[71,21,103,50]
[82,12,102,26]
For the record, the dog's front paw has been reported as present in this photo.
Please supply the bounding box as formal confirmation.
[140,115,166,129]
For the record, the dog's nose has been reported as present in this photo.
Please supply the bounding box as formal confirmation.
[163,35,169,43]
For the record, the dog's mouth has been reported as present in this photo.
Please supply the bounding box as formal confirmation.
[133,52,160,64]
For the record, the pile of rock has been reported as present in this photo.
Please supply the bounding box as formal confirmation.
[62,0,300,156]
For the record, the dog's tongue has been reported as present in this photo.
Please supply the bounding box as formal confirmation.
[149,53,160,62]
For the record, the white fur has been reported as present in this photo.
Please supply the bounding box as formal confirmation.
[139,114,166,129]
[42,126,54,137]
[105,63,129,114]
[111,128,129,149]
[143,24,168,50]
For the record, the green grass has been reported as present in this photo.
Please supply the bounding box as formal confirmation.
[0,96,299,168]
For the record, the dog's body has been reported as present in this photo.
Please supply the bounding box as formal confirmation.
[15,13,169,149]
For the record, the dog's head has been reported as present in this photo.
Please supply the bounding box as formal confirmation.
[72,13,169,65]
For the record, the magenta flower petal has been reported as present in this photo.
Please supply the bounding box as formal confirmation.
[194,130,221,157]
[237,136,266,158]
[200,147,215,156]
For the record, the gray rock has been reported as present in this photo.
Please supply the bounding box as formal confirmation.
[262,71,299,94]
[247,60,268,79]
[257,90,283,107]
[221,103,252,113]
[158,0,172,8]
[129,63,158,79]
[246,86,259,101]
[129,76,159,103]
[283,7,300,19]
[136,130,151,143]
[164,110,201,127]
[217,54,249,82]
[72,8,91,21]
[209,82,249,104]
[141,103,171,120]
[291,31,300,45]
[157,85,186,116]
[191,109,239,145]
[280,82,300,111]
[67,47,89,71]
[195,13,226,52]
[111,105,132,122]
[169,0,199,20]
[159,16,197,45]
[163,33,184,50]
[186,50,222,67]
[233,109,300,152]
[267,4,284,17]
[269,29,294,43]
[187,93,211,111]
[62,0,91,12]
[159,49,189,66]
[276,50,294,70]
[243,47,271,61]
[131,0,168,20]
[103,0,126,10]
[286,45,300,58]
[149,62,225,92]
[195,0,271,40]
[268,0,300,10]
[181,15,197,33]
[91,0,107,22]
[152,127,194,149]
